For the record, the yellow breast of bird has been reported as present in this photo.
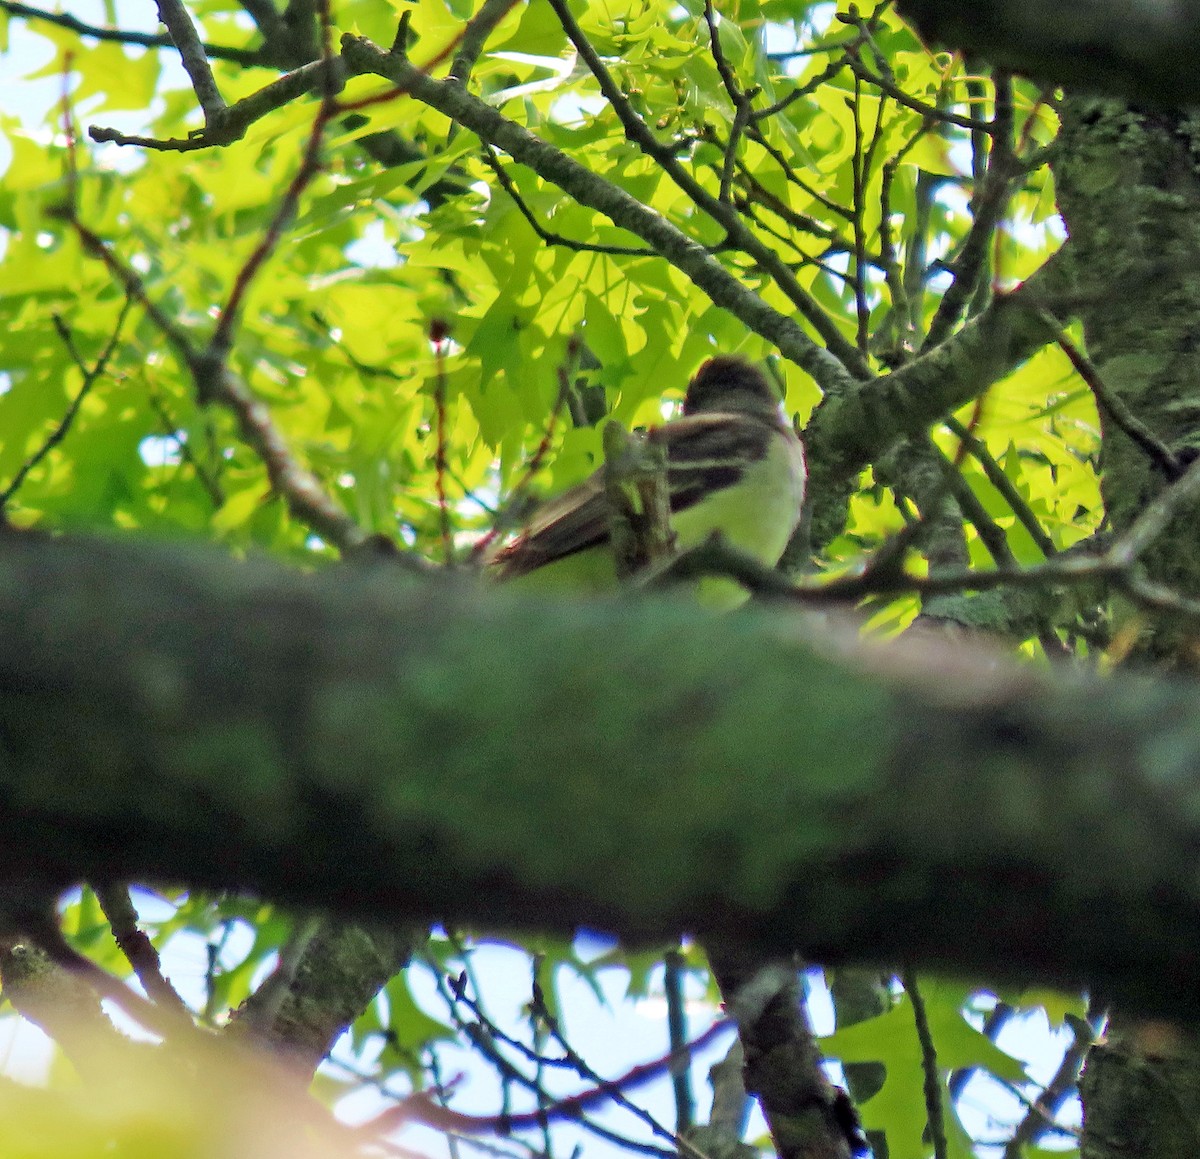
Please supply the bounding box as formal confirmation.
[671,431,806,563]
[671,431,806,609]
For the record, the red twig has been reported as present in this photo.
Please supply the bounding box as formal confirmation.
[469,343,577,563]
[431,320,453,563]
[950,393,987,470]
[211,0,338,353]
[59,52,78,213]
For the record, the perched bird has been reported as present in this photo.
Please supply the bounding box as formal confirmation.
[487,356,806,605]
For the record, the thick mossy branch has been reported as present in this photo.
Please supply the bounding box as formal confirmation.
[1051,98,1200,655]
[897,0,1200,105]
[227,922,413,1069]
[803,250,1070,546]
[3,533,1200,1015]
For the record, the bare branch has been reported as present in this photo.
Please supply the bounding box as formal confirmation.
[92,885,192,1019]
[90,56,343,151]
[481,145,658,255]
[0,0,260,64]
[846,48,993,133]
[942,416,1057,557]
[1040,309,1185,481]
[449,0,521,84]
[154,0,227,121]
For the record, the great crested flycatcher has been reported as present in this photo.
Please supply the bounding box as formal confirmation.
[487,355,807,604]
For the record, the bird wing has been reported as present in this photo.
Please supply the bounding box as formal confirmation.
[488,411,779,579]
[657,410,777,514]
[488,471,610,578]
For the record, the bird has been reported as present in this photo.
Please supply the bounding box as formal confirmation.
[486,356,807,606]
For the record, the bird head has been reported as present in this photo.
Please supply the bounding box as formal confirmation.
[682,356,783,420]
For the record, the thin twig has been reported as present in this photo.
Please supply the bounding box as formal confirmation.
[450,0,521,84]
[928,437,1072,656]
[1107,450,1200,566]
[0,299,133,510]
[741,121,856,222]
[751,50,858,123]
[850,74,871,353]
[427,1047,466,1159]
[734,166,875,263]
[0,0,260,64]
[846,49,993,133]
[924,75,1020,349]
[930,441,1016,569]
[876,120,936,361]
[54,216,195,361]
[527,984,720,1159]
[903,971,948,1159]
[943,416,1058,558]
[471,344,577,563]
[543,0,871,378]
[419,963,706,1157]
[432,326,454,563]
[190,351,384,554]
[1003,1013,1096,1158]
[146,393,227,508]
[664,948,695,1135]
[701,0,754,204]
[92,884,192,1019]
[210,32,339,351]
[1041,311,1184,480]
[481,145,657,256]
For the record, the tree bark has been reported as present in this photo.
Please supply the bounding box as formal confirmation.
[2,531,1200,1017]
[1045,91,1200,1159]
[896,0,1200,105]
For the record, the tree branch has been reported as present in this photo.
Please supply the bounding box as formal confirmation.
[896,0,1200,106]
[154,0,227,121]
[5,533,1200,1017]
[227,921,413,1071]
[89,57,343,151]
[0,0,261,65]
[708,950,864,1159]
[803,249,1070,544]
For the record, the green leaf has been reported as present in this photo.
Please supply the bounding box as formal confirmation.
[381,971,456,1060]
[823,981,1028,1158]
